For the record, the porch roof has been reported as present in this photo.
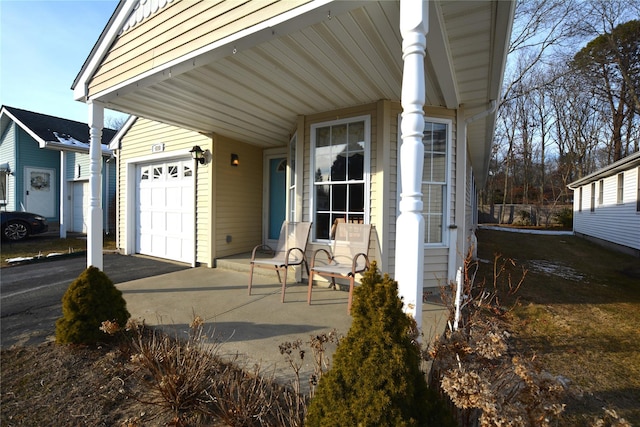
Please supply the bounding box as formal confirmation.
[73,0,514,185]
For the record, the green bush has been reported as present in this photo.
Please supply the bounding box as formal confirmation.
[554,207,573,228]
[55,266,130,345]
[305,262,454,427]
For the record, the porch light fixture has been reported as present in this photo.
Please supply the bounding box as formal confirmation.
[231,153,239,167]
[190,145,206,165]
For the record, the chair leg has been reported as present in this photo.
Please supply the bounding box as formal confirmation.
[307,271,314,305]
[281,266,288,303]
[248,262,255,295]
[347,276,355,314]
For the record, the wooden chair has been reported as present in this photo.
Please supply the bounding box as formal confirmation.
[307,222,372,313]
[248,221,312,302]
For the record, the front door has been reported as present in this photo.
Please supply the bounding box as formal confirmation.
[24,167,55,217]
[268,157,287,241]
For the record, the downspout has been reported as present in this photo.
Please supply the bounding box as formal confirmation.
[193,158,198,268]
[465,99,497,125]
[105,156,110,235]
[448,99,496,277]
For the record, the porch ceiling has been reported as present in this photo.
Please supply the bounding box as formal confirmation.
[93,0,512,183]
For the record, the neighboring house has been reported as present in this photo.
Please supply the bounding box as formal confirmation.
[568,151,640,257]
[72,0,514,319]
[0,106,118,236]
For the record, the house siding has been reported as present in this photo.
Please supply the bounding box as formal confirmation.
[302,103,379,271]
[117,118,213,265]
[0,123,17,210]
[14,126,61,221]
[89,0,310,97]
[301,101,457,289]
[573,167,640,253]
[64,152,117,232]
[212,134,263,259]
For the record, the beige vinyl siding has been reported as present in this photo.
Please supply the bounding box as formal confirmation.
[301,101,457,288]
[302,103,379,268]
[387,104,456,288]
[213,134,263,259]
[117,118,212,265]
[424,108,455,288]
[89,0,309,96]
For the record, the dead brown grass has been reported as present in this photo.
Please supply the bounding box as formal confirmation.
[476,228,640,426]
[1,233,116,267]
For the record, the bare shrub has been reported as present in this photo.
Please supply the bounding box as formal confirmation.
[429,249,567,426]
[125,316,220,424]
[102,315,308,426]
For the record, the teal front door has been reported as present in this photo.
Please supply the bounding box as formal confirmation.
[268,158,287,240]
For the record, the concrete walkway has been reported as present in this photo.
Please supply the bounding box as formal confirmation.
[116,263,449,394]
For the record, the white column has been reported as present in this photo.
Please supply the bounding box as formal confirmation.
[59,151,67,238]
[87,101,104,270]
[395,0,428,325]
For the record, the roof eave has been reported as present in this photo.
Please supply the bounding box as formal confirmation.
[72,0,136,102]
[568,151,640,189]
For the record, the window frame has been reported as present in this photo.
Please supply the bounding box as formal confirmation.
[309,115,371,243]
[0,171,7,205]
[598,179,604,206]
[617,173,624,204]
[396,116,452,247]
[288,132,297,222]
[636,167,640,213]
[590,182,596,212]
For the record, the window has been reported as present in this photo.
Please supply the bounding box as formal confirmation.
[310,116,369,241]
[0,171,7,204]
[637,167,640,212]
[578,187,583,212]
[288,133,297,221]
[617,173,624,204]
[598,179,604,206]
[422,120,449,244]
[590,182,595,212]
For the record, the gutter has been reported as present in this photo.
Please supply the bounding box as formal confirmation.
[465,100,497,124]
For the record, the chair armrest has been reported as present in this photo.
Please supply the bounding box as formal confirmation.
[251,244,274,260]
[310,248,333,268]
[284,247,307,265]
[350,253,370,275]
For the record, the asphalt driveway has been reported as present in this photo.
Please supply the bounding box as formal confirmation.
[0,253,190,348]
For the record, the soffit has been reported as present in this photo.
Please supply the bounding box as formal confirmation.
[93,0,512,180]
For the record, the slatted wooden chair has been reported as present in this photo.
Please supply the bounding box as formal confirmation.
[248,221,312,302]
[307,221,372,314]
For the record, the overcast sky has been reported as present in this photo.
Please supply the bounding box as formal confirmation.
[0,0,127,125]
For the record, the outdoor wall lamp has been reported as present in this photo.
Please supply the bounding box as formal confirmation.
[231,153,239,167]
[190,145,206,165]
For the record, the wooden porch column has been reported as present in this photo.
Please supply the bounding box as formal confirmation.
[396,0,428,325]
[87,101,104,270]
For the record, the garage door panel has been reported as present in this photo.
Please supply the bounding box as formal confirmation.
[136,159,194,263]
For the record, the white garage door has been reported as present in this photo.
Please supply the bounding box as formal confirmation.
[136,159,194,263]
[72,181,89,233]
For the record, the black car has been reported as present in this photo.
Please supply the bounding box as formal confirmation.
[1,211,49,241]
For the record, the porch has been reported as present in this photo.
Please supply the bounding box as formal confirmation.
[116,255,449,394]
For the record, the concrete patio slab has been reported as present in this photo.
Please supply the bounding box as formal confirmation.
[116,265,449,394]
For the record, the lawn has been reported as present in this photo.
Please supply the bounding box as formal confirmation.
[1,233,116,267]
[476,228,640,425]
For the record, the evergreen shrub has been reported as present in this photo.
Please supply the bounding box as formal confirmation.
[554,207,573,228]
[55,266,130,345]
[305,262,454,427]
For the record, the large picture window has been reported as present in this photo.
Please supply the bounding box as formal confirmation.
[311,116,370,241]
[422,120,449,244]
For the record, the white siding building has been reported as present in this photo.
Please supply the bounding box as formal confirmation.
[568,151,640,257]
